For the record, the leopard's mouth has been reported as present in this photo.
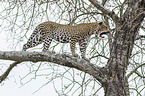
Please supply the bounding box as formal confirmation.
[100,31,110,38]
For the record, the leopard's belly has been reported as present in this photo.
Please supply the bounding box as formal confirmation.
[52,31,71,43]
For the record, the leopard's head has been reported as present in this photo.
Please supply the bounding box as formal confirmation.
[98,22,110,38]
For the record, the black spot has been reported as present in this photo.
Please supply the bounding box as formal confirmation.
[99,22,103,25]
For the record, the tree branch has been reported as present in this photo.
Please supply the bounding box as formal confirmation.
[135,35,145,40]
[0,51,108,83]
[0,61,21,83]
[127,63,145,78]
[89,0,120,23]
[69,12,102,25]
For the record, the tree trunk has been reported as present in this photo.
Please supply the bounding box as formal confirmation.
[102,0,144,95]
[103,76,129,96]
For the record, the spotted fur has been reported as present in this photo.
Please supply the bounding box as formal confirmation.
[23,21,109,60]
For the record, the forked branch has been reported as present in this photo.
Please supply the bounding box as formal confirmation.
[0,61,21,83]
[89,0,120,23]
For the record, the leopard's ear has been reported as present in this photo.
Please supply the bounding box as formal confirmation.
[99,22,103,25]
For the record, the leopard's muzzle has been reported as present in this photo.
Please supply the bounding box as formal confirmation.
[100,31,110,38]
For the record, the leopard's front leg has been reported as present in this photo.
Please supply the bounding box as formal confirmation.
[70,40,78,57]
[79,38,90,61]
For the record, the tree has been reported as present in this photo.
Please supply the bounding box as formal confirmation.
[0,0,144,96]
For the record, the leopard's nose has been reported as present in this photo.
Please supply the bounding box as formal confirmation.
[106,31,110,34]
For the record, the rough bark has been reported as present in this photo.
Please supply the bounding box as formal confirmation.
[89,0,145,95]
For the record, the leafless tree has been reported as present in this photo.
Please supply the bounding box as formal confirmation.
[0,0,144,96]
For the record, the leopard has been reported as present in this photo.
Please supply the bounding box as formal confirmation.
[22,21,110,60]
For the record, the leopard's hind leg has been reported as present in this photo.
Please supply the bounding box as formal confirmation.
[23,27,43,51]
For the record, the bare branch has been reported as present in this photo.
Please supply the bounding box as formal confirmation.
[0,51,107,83]
[127,63,145,78]
[135,35,145,40]
[141,25,145,30]
[120,0,127,17]
[102,0,107,6]
[0,61,21,83]
[90,54,109,60]
[134,71,145,78]
[69,12,102,25]
[89,0,120,23]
